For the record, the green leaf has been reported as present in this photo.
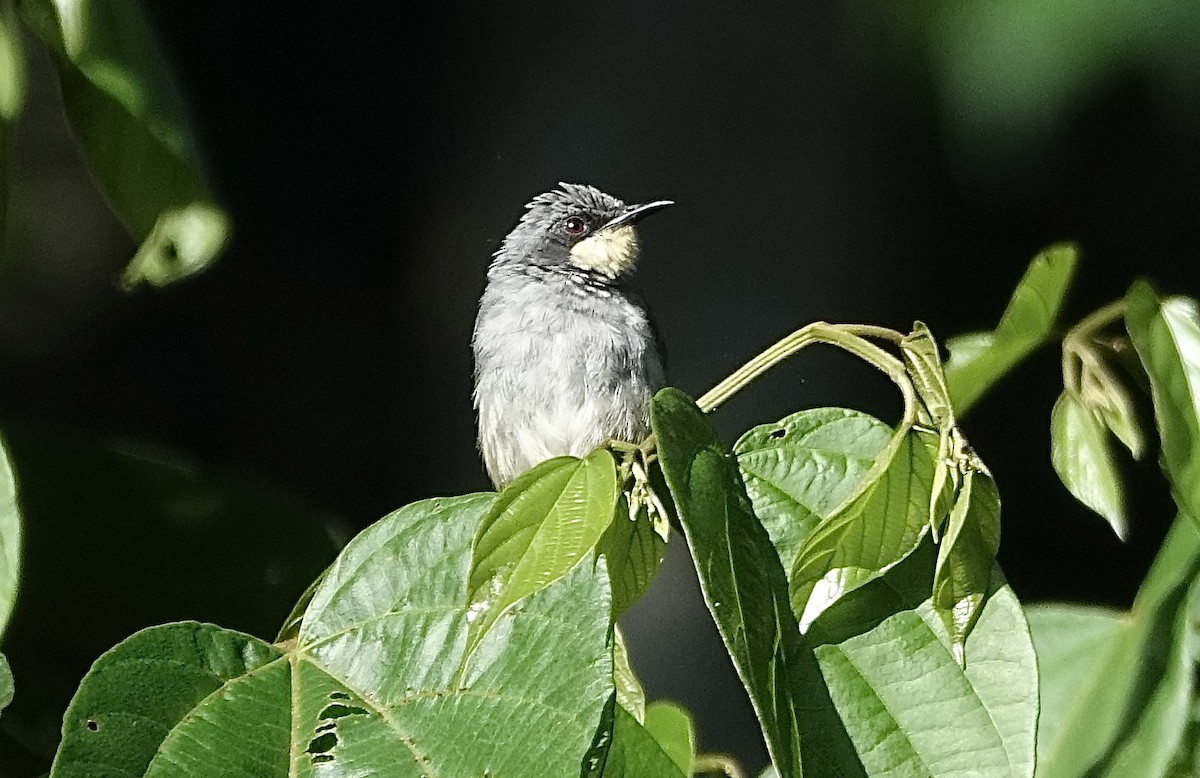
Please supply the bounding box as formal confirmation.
[0,653,12,719]
[0,1,25,252]
[1126,282,1200,523]
[0,431,20,641]
[652,387,865,778]
[735,408,893,575]
[945,243,1079,413]
[465,449,619,658]
[18,0,229,287]
[790,430,937,628]
[53,494,615,776]
[602,704,689,777]
[644,701,695,775]
[932,469,1002,659]
[612,628,645,723]
[1035,515,1200,778]
[1025,604,1124,771]
[1050,391,1128,538]
[599,495,666,618]
[814,579,1037,778]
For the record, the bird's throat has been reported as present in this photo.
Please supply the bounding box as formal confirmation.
[568,226,640,279]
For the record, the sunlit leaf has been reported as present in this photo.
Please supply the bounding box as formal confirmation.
[465,450,619,658]
[945,244,1078,413]
[0,653,12,720]
[1126,282,1200,523]
[643,701,694,775]
[652,387,865,778]
[1035,515,1200,778]
[0,1,24,254]
[612,628,645,723]
[816,579,1037,777]
[1050,391,1128,538]
[18,0,230,286]
[790,430,937,629]
[735,408,893,575]
[602,704,688,777]
[52,494,615,776]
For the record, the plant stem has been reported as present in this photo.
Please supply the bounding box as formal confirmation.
[1061,300,1128,395]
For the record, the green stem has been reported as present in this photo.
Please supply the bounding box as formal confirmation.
[696,322,916,431]
[692,753,747,778]
[1061,300,1128,396]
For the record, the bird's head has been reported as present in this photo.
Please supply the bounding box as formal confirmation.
[493,183,672,281]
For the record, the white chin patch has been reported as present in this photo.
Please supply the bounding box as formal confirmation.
[569,226,641,279]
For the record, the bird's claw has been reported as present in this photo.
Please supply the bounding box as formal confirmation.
[609,437,671,542]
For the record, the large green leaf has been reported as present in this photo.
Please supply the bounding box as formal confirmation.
[652,387,864,778]
[1126,282,1200,524]
[1035,516,1200,778]
[735,408,893,575]
[789,430,937,628]
[17,0,229,287]
[815,579,1037,778]
[1025,604,1124,771]
[1050,391,1128,538]
[465,450,619,657]
[52,494,615,776]
[0,431,19,641]
[945,244,1078,413]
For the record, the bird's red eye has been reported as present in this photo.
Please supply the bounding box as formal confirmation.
[563,216,587,235]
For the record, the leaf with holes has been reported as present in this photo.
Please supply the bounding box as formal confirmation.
[789,429,938,629]
[1126,282,1200,524]
[18,0,229,287]
[945,243,1078,413]
[735,408,893,577]
[1050,391,1128,538]
[465,450,619,659]
[51,494,616,777]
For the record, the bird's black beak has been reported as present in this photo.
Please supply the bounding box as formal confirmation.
[601,199,673,230]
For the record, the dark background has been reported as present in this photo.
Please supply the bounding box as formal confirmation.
[1,3,1198,772]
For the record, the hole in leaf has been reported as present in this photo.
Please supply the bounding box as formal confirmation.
[770,428,787,439]
[329,691,350,700]
[161,241,180,265]
[307,731,338,761]
[319,703,368,720]
[85,719,99,732]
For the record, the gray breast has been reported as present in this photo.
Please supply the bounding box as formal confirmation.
[472,271,664,486]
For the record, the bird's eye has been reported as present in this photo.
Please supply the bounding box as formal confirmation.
[563,216,588,235]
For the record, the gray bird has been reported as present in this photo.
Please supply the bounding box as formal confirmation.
[473,183,672,488]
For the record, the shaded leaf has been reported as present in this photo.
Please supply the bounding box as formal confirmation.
[815,580,1037,778]
[612,627,645,723]
[946,244,1078,413]
[1126,282,1200,523]
[1050,391,1127,538]
[18,0,229,286]
[790,430,937,629]
[465,450,619,658]
[652,387,865,778]
[933,469,1001,657]
[1035,515,1200,778]
[1025,604,1124,771]
[599,495,666,618]
[53,494,615,777]
[735,408,893,575]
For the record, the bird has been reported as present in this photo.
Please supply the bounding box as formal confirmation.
[472,183,672,488]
